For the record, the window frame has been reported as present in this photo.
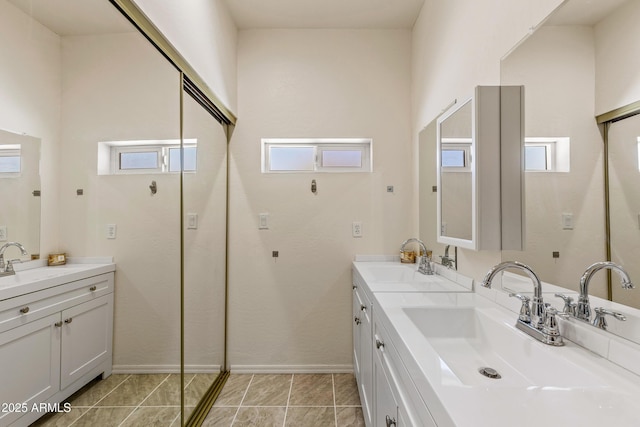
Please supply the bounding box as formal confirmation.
[100,139,197,175]
[524,137,569,173]
[440,138,472,173]
[261,138,372,173]
[0,144,21,177]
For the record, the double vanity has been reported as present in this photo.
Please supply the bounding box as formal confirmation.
[352,257,640,426]
[0,258,115,426]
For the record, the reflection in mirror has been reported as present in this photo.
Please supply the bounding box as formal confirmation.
[182,88,228,421]
[419,120,451,266]
[500,0,640,343]
[608,113,640,310]
[438,100,473,243]
[0,129,40,259]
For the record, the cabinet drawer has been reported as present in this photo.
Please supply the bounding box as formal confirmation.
[0,273,113,334]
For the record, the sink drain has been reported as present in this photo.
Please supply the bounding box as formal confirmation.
[478,367,501,379]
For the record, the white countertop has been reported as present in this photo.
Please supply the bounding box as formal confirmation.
[0,258,115,301]
[374,291,640,426]
[354,259,640,426]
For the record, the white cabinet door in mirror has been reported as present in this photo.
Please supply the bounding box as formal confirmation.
[436,86,525,251]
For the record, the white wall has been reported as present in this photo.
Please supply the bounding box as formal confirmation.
[229,29,413,370]
[595,0,640,115]
[133,0,238,115]
[412,0,563,282]
[0,0,61,255]
[501,26,607,294]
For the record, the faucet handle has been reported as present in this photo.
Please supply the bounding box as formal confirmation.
[554,293,577,316]
[542,307,567,337]
[509,293,531,323]
[5,259,22,273]
[592,307,626,330]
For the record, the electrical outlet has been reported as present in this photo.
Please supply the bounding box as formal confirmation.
[352,222,363,238]
[0,226,6,241]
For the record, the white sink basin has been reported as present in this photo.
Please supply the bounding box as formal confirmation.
[403,306,602,387]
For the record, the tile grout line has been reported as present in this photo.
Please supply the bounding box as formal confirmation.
[68,374,133,427]
[230,374,254,426]
[282,374,294,427]
[117,373,172,427]
[332,374,338,427]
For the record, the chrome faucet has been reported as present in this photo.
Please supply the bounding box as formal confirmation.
[0,242,28,277]
[482,261,564,346]
[576,262,634,322]
[400,238,433,275]
[439,245,456,270]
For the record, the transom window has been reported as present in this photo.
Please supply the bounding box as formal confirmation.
[440,138,471,172]
[524,137,570,172]
[98,139,197,175]
[261,138,372,173]
[0,144,21,175]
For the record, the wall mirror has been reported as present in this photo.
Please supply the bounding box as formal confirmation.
[500,0,640,344]
[437,99,473,246]
[3,0,230,424]
[436,86,524,252]
[0,129,40,258]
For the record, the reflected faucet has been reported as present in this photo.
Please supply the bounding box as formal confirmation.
[0,242,28,276]
[400,238,433,275]
[439,245,456,270]
[577,262,634,322]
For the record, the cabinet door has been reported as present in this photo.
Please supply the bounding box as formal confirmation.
[358,291,373,427]
[374,345,399,427]
[60,295,113,389]
[0,313,61,426]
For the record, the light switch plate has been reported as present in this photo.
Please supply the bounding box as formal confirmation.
[259,213,269,229]
[0,226,6,241]
[562,213,573,230]
[187,213,198,229]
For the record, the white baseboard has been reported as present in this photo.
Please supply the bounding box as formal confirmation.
[112,364,221,374]
[229,364,354,374]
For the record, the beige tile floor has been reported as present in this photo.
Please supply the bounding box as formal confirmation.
[203,374,365,427]
[29,373,364,427]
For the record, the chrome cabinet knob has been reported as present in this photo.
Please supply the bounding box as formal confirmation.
[386,415,397,426]
[354,316,361,325]
[54,321,63,328]
[360,304,367,312]
[375,339,385,350]
[89,285,97,291]
[19,306,29,314]
[64,318,73,324]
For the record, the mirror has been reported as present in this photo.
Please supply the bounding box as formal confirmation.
[436,86,524,252]
[500,0,640,343]
[2,0,230,424]
[437,99,473,244]
[0,129,40,258]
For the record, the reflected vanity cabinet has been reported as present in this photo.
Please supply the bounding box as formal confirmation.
[437,85,525,251]
[353,273,374,426]
[0,272,114,426]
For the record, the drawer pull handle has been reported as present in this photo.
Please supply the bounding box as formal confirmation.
[360,304,366,312]
[64,318,73,324]
[89,286,97,291]
[19,307,30,314]
[376,339,385,350]
[54,322,63,328]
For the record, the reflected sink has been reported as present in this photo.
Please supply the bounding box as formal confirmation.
[403,306,603,387]
[362,264,441,284]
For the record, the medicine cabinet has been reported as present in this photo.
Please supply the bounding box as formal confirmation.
[436,86,525,251]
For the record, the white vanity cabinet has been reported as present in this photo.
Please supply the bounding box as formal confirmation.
[0,270,114,426]
[352,275,374,426]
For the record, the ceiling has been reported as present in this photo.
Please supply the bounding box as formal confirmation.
[221,0,426,29]
[8,0,133,36]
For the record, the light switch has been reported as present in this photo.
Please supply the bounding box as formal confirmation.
[562,213,573,230]
[259,213,269,229]
[187,213,198,229]
[106,224,117,239]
